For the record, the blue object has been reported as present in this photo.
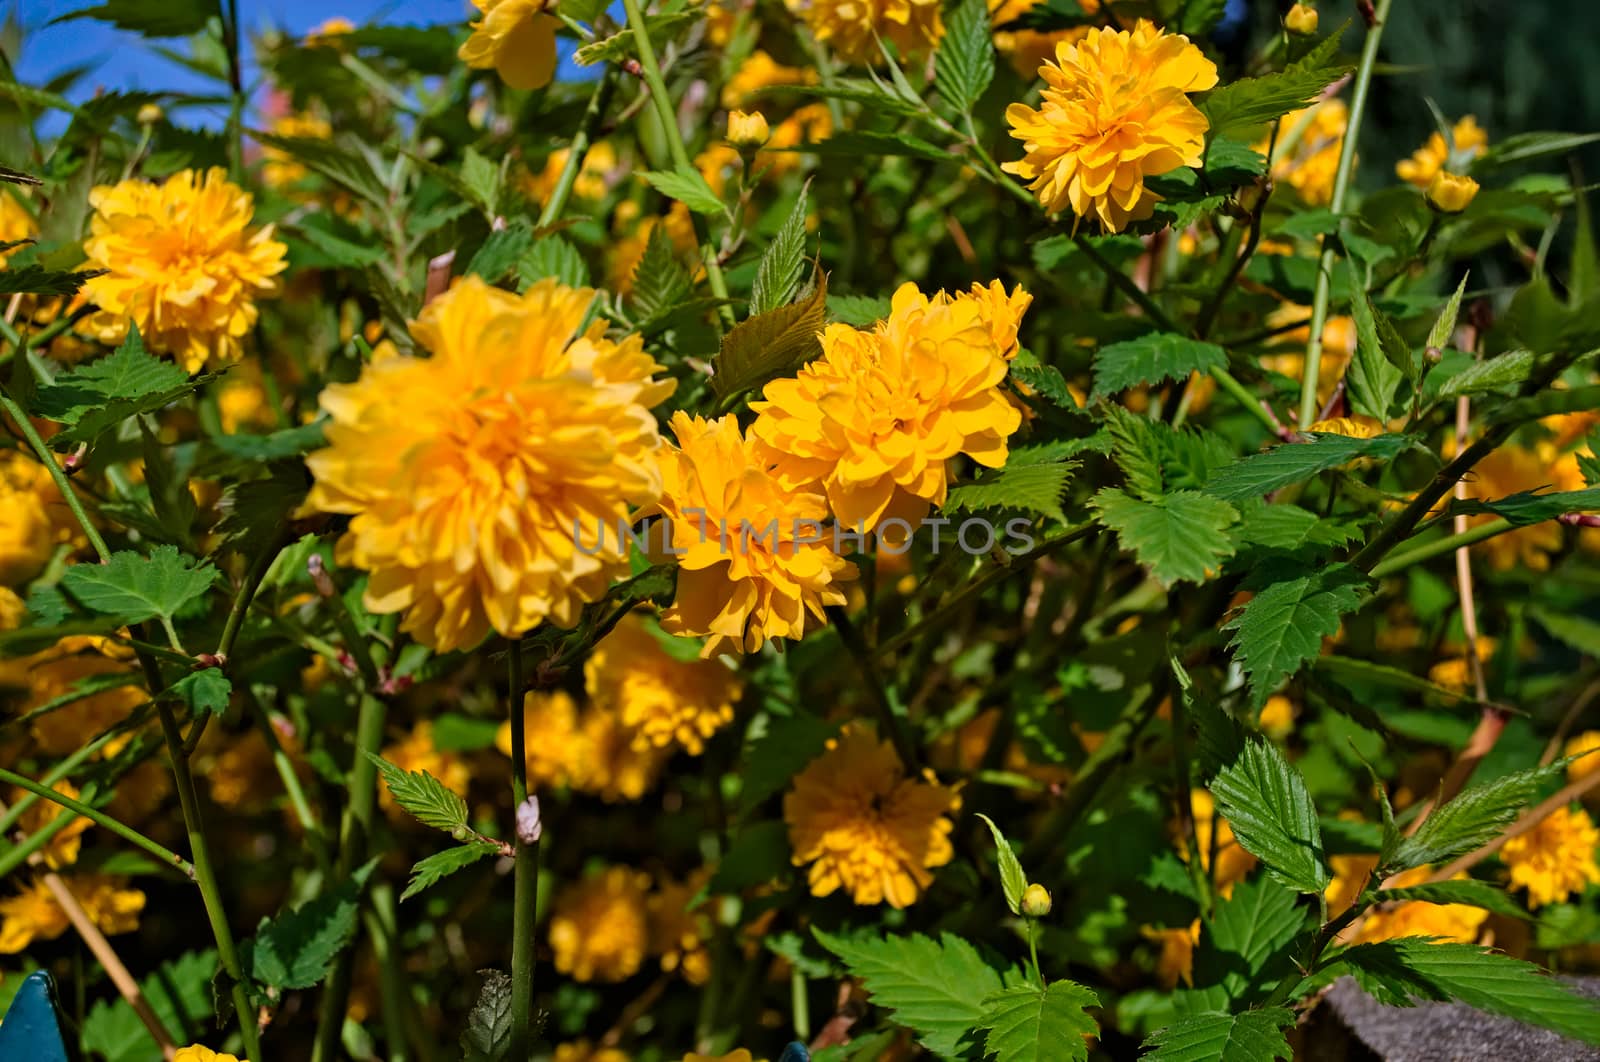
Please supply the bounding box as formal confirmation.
[0,970,76,1062]
[779,1042,811,1062]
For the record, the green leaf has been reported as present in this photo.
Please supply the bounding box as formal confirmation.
[166,669,231,716]
[1433,349,1536,400]
[1193,875,1306,1001]
[750,184,811,316]
[628,223,691,323]
[1011,351,1080,411]
[1204,434,1413,501]
[1209,738,1329,893]
[712,270,827,401]
[52,0,217,36]
[215,465,310,558]
[460,147,501,217]
[461,970,513,1062]
[813,928,1007,1058]
[402,841,500,901]
[1101,405,1166,500]
[32,325,188,420]
[251,868,370,990]
[574,10,699,65]
[739,713,839,817]
[1092,488,1239,587]
[1092,333,1227,398]
[1472,131,1600,174]
[1440,486,1600,528]
[1198,28,1351,138]
[286,221,385,269]
[975,813,1028,915]
[138,416,198,548]
[1529,605,1600,656]
[1347,284,1407,419]
[947,462,1077,524]
[643,166,727,216]
[212,421,327,461]
[1373,880,1529,920]
[1426,273,1470,351]
[467,220,534,284]
[1141,1009,1295,1062]
[708,820,791,893]
[1225,561,1367,711]
[934,0,995,117]
[828,293,890,327]
[978,981,1098,1062]
[0,263,105,296]
[82,950,217,1062]
[368,751,470,834]
[1385,761,1563,872]
[249,131,389,206]
[1339,938,1600,1046]
[518,235,589,290]
[1232,503,1361,552]
[778,130,952,163]
[61,545,217,624]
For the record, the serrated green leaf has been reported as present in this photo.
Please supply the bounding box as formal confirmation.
[461,970,513,1062]
[644,166,727,216]
[1198,28,1350,138]
[249,131,388,206]
[519,235,590,290]
[828,293,890,326]
[1092,333,1227,398]
[52,0,216,37]
[165,669,231,716]
[1225,561,1366,710]
[750,184,810,316]
[82,949,217,1062]
[32,325,188,421]
[60,546,217,624]
[1231,503,1361,552]
[1011,351,1080,411]
[628,223,691,323]
[813,928,1006,1058]
[934,0,994,117]
[368,751,470,834]
[1339,938,1600,1045]
[1204,434,1413,501]
[574,10,699,65]
[1472,131,1600,174]
[1193,875,1306,1002]
[978,980,1098,1062]
[0,263,105,296]
[713,270,827,401]
[1347,283,1407,419]
[1427,273,1470,351]
[251,868,369,990]
[1092,488,1239,586]
[1101,405,1165,500]
[460,147,500,217]
[215,464,309,558]
[402,841,500,901]
[975,813,1028,915]
[1434,349,1536,400]
[776,129,951,162]
[947,462,1076,524]
[467,220,534,283]
[1441,486,1600,528]
[1373,880,1529,920]
[1141,1009,1294,1062]
[1529,606,1600,656]
[1386,761,1563,872]
[1209,738,1329,893]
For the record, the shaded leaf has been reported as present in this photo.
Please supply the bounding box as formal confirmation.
[1092,333,1227,398]
[1092,488,1239,586]
[1210,738,1329,893]
[402,842,500,901]
[1141,1009,1294,1062]
[711,270,827,401]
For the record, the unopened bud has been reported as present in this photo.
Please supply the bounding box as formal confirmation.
[1284,3,1318,35]
[1021,882,1052,917]
[1425,171,1479,215]
[727,109,770,148]
[516,795,542,845]
[307,554,337,598]
[137,103,164,125]
[451,824,471,842]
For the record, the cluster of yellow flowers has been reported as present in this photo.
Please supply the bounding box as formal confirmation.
[546,864,716,985]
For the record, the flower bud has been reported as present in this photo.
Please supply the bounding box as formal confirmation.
[516,795,543,845]
[1284,3,1318,35]
[1021,882,1052,917]
[137,103,164,125]
[451,824,471,842]
[1426,171,1479,214]
[727,110,770,148]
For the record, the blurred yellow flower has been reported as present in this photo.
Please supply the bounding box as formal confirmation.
[259,112,333,189]
[174,1047,245,1062]
[1183,790,1257,894]
[1261,302,1355,405]
[1397,115,1488,189]
[1330,862,1489,944]
[721,50,817,109]
[1458,441,1567,571]
[750,281,1023,534]
[305,16,357,47]
[1142,919,1199,988]
[306,275,672,651]
[1501,805,1600,907]
[0,637,145,757]
[555,1041,630,1062]
[525,141,618,205]
[988,0,1097,80]
[1426,171,1480,214]
[13,780,93,869]
[1257,100,1347,206]
[0,586,24,629]
[1004,20,1217,231]
[548,865,651,982]
[784,724,958,907]
[379,721,471,817]
[652,412,855,656]
[793,0,943,65]
[0,451,62,587]
[574,705,669,802]
[0,874,145,953]
[649,872,713,985]
[1307,417,1380,439]
[460,0,558,91]
[1258,694,1295,737]
[1565,731,1600,785]
[81,168,286,373]
[584,613,743,754]
[0,190,33,262]
[497,688,587,790]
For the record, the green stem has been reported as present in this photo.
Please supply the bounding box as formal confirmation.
[1211,365,1289,438]
[222,0,246,182]
[0,767,190,877]
[1368,517,1514,578]
[1297,0,1394,429]
[508,639,543,1059]
[216,539,285,664]
[0,709,151,838]
[154,700,261,1060]
[0,386,112,563]
[538,66,620,228]
[619,0,735,326]
[1026,920,1044,989]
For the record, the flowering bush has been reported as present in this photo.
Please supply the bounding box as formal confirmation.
[1,2,1600,1061]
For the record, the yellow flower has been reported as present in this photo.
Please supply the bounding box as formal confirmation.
[0,874,145,953]
[1257,100,1347,206]
[749,281,1023,534]
[573,703,670,802]
[1397,115,1488,189]
[1565,731,1600,785]
[682,1053,766,1062]
[497,689,587,790]
[1258,694,1295,737]
[1457,441,1567,571]
[1502,805,1600,908]
[202,730,281,811]
[1,638,146,757]
[1427,637,1495,693]
[1183,790,1257,894]
[460,0,558,91]
[1284,3,1318,33]
[792,0,943,65]
[584,613,743,754]
[81,168,286,373]
[1142,919,1199,988]
[555,1041,630,1062]
[0,190,34,263]
[174,1047,246,1062]
[784,724,959,907]
[379,722,471,817]
[259,112,334,189]
[727,110,771,147]
[763,104,835,180]
[306,275,673,652]
[652,412,855,656]
[1260,301,1355,405]
[1003,20,1217,231]
[0,452,58,587]
[524,142,618,205]
[305,16,356,47]
[1307,417,1380,439]
[1426,171,1479,214]
[0,586,24,629]
[13,780,93,869]
[649,872,713,985]
[721,51,818,109]
[988,0,1096,80]
[548,865,651,982]
[1332,863,1489,944]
